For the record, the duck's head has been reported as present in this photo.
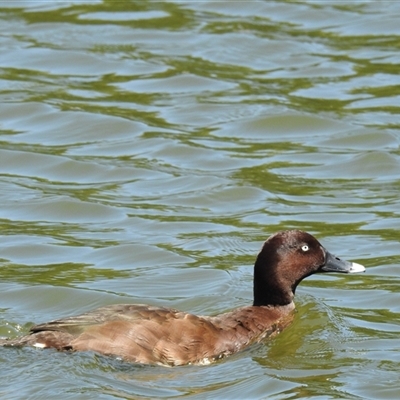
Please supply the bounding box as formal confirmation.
[253,230,365,307]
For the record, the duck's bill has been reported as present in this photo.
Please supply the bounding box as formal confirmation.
[321,250,366,273]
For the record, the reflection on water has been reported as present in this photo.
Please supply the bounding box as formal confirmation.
[0,1,399,399]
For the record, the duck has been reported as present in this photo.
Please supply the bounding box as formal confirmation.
[0,230,365,366]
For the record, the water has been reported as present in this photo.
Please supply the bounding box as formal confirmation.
[0,1,399,399]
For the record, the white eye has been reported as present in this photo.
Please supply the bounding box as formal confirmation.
[301,245,309,252]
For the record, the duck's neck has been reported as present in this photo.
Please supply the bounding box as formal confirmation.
[252,257,295,307]
[253,289,294,307]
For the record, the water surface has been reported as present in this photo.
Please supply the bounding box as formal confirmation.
[0,1,399,399]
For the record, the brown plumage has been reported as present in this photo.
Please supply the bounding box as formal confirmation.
[0,230,365,366]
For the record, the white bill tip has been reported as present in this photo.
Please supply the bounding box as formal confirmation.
[349,262,366,273]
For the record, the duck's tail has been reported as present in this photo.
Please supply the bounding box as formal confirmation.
[0,331,73,350]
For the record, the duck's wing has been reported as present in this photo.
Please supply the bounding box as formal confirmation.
[30,304,177,335]
[28,304,223,366]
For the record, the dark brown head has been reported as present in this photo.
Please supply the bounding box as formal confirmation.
[253,230,365,307]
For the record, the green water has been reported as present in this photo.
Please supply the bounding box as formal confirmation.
[0,1,399,399]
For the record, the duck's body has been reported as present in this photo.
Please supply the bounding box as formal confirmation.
[0,230,365,366]
[8,303,295,366]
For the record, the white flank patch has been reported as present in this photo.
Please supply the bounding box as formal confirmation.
[198,357,212,365]
[33,343,47,348]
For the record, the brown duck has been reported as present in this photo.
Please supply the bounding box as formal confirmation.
[0,230,365,366]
